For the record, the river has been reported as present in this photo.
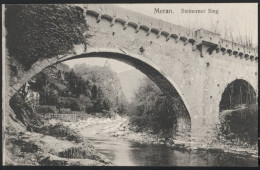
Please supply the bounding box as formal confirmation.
[71,119,258,166]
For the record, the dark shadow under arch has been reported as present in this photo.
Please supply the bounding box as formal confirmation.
[219,79,257,144]
[219,79,256,111]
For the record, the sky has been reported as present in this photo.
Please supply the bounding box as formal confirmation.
[117,3,258,46]
[64,58,134,73]
[64,3,258,73]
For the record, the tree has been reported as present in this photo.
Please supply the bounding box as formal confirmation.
[102,98,111,111]
[64,70,87,98]
[70,99,81,111]
[91,85,98,100]
[85,97,94,113]
[93,87,105,112]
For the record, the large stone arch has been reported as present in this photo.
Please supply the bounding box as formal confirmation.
[8,48,192,135]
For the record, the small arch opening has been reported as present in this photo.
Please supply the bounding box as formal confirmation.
[219,79,257,145]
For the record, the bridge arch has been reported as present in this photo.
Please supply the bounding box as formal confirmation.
[218,79,257,143]
[219,79,257,111]
[9,48,192,134]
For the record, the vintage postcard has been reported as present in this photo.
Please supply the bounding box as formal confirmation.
[2,3,258,166]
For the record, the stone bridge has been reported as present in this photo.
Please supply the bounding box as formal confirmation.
[4,4,258,139]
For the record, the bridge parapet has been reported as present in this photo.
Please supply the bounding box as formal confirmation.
[195,29,220,45]
[85,4,196,43]
[83,4,257,62]
[195,29,258,61]
[218,38,258,60]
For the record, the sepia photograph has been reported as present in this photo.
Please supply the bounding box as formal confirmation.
[2,3,258,167]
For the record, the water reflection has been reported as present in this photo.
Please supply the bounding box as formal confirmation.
[130,142,258,166]
[82,123,257,166]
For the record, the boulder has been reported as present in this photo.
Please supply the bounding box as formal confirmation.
[226,133,235,139]
[119,127,125,131]
[37,153,106,166]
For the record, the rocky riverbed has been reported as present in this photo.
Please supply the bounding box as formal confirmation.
[62,115,258,159]
[5,114,257,166]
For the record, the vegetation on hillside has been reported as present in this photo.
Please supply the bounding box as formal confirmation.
[19,62,128,116]
[9,93,44,128]
[5,4,90,70]
[73,63,128,114]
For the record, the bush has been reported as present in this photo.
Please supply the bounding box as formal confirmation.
[70,101,81,111]
[129,116,148,132]
[33,123,83,143]
[57,97,81,111]
[57,146,112,164]
[35,105,57,114]
[12,139,39,153]
[58,108,71,114]
[220,105,258,144]
[9,93,44,127]
[5,4,89,70]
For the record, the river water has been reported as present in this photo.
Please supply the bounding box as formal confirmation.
[77,121,258,166]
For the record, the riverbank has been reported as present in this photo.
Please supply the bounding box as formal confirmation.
[4,120,113,166]
[7,114,256,166]
[62,115,258,159]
